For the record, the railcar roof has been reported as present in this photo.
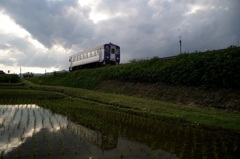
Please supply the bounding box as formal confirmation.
[69,43,119,57]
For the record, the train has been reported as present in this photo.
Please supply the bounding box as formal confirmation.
[69,43,120,71]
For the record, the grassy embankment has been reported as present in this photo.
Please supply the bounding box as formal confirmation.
[28,46,240,110]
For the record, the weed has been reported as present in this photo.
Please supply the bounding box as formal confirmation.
[0,150,5,159]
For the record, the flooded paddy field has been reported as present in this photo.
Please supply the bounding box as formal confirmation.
[1,103,239,159]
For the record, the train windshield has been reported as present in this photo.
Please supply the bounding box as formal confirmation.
[105,45,110,54]
[104,44,120,54]
[116,46,120,54]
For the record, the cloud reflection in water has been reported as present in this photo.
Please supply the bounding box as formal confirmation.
[0,104,67,155]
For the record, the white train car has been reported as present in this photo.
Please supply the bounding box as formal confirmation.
[69,43,120,71]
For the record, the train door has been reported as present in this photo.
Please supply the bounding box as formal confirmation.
[110,45,116,62]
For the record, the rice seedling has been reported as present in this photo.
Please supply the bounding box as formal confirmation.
[46,145,52,157]
[212,140,218,159]
[119,149,125,158]
[0,150,5,159]
[16,149,22,159]
[0,91,239,159]
[60,138,65,157]
[201,144,207,159]
[17,115,22,130]
[26,108,30,127]
[42,117,45,128]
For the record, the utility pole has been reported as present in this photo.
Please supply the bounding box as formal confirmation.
[179,36,182,54]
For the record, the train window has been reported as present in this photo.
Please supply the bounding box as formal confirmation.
[88,52,90,58]
[116,47,120,54]
[84,53,86,59]
[111,48,115,54]
[105,45,110,54]
[80,54,83,60]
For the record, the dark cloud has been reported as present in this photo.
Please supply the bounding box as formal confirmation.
[0,0,93,48]
[0,0,240,72]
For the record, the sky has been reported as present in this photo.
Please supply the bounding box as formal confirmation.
[0,0,239,74]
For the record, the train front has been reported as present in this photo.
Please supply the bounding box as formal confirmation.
[104,43,120,65]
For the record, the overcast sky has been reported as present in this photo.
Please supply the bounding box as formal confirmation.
[0,0,239,74]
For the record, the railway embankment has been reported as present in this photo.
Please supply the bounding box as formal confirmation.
[28,46,240,111]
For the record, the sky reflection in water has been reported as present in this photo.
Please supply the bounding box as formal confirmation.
[0,105,67,154]
[0,104,176,159]
[0,104,239,159]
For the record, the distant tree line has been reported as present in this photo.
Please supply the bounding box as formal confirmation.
[0,74,20,83]
[23,72,34,78]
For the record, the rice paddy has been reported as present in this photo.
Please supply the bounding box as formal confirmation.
[0,82,240,158]
[1,103,239,159]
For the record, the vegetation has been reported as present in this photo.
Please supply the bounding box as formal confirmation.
[1,82,240,158]
[28,46,240,90]
[1,46,240,158]
[1,80,238,133]
[0,74,20,83]
[1,97,239,158]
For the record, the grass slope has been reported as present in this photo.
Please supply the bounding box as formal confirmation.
[16,80,240,133]
[28,46,240,90]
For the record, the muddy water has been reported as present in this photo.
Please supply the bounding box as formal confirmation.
[0,104,239,159]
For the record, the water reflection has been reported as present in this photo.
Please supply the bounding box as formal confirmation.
[0,104,67,155]
[68,122,118,150]
[0,104,177,159]
[0,104,239,159]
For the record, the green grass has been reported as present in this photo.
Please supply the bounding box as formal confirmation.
[17,80,240,133]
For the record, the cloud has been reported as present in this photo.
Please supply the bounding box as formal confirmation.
[0,0,93,48]
[0,0,239,73]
